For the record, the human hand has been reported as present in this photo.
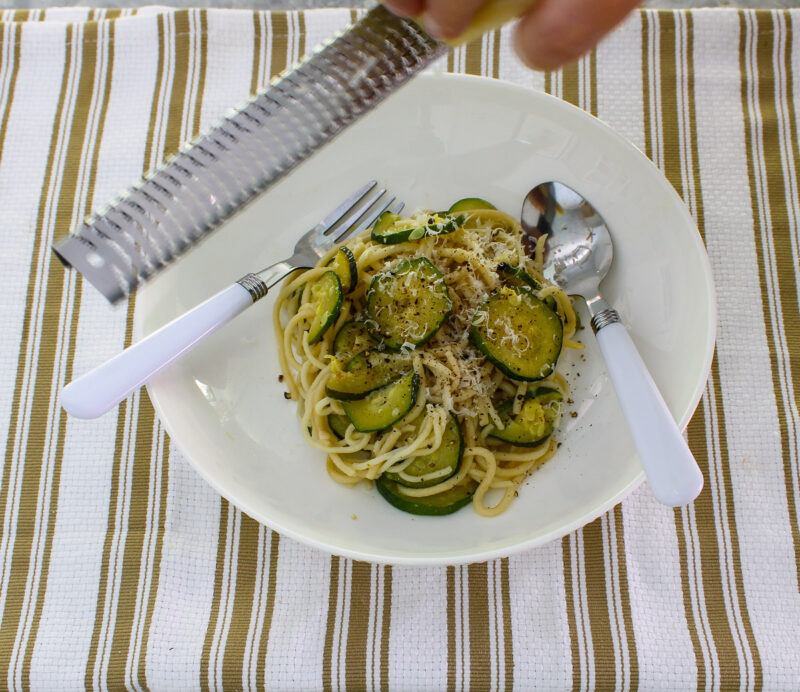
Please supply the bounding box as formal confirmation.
[383,0,642,71]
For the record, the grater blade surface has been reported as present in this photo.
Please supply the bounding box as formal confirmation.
[52,6,446,304]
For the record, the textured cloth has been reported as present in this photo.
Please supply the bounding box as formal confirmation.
[1,5,800,690]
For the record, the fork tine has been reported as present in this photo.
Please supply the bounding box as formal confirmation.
[324,186,386,237]
[333,194,397,244]
[312,180,377,235]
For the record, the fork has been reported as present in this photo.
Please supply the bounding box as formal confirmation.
[61,181,402,419]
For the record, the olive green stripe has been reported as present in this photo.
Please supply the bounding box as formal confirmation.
[193,10,208,133]
[499,559,513,692]
[612,506,639,690]
[657,11,742,688]
[684,11,763,689]
[752,9,800,581]
[0,20,86,680]
[268,13,290,79]
[560,536,582,692]
[105,402,160,688]
[105,10,198,684]
[446,566,457,691]
[466,563,490,691]
[464,33,482,76]
[560,62,579,108]
[344,561,372,688]
[85,11,168,686]
[22,14,117,685]
[297,10,306,58]
[82,10,165,676]
[379,565,392,692]
[255,530,281,691]
[321,556,341,692]
[640,12,707,687]
[200,502,232,692]
[780,8,800,588]
[221,515,261,690]
[136,425,171,690]
[492,29,501,79]
[250,11,262,96]
[0,21,23,162]
[582,519,616,689]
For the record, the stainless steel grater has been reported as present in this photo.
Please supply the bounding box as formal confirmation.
[52,5,447,304]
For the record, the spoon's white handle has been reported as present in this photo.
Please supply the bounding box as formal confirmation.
[61,283,254,419]
[595,322,704,506]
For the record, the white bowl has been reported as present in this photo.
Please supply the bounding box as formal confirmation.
[135,73,716,565]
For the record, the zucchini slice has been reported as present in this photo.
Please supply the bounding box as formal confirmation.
[367,257,451,349]
[497,263,559,310]
[370,211,463,245]
[307,271,343,344]
[376,476,478,516]
[384,412,464,488]
[325,350,412,400]
[328,413,351,440]
[332,320,374,360]
[326,246,358,293]
[470,286,563,381]
[489,387,563,447]
[341,371,419,432]
[448,197,497,212]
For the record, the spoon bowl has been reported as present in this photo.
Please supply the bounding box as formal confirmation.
[522,181,704,507]
[521,182,613,299]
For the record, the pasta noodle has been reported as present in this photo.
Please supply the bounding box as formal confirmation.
[273,206,580,517]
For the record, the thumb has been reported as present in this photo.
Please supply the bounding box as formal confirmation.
[514,0,642,70]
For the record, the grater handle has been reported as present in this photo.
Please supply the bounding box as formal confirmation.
[61,282,256,419]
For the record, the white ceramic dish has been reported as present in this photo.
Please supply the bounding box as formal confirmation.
[135,73,716,565]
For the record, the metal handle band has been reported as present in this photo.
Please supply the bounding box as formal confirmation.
[591,308,621,333]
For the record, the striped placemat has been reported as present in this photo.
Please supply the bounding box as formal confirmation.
[1,5,799,690]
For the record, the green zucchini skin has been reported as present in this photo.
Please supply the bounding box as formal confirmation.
[375,476,478,516]
[328,413,351,440]
[367,256,451,349]
[325,351,412,401]
[370,211,463,245]
[341,371,419,433]
[489,388,563,447]
[470,287,563,381]
[497,262,543,291]
[332,321,375,360]
[307,271,343,344]
[326,246,358,293]
[384,412,464,488]
[497,263,559,311]
[447,197,497,212]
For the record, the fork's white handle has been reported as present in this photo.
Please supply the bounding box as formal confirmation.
[61,283,254,419]
[595,322,704,506]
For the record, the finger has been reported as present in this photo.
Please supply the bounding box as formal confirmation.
[514,0,641,70]
[422,0,487,40]
[382,0,426,18]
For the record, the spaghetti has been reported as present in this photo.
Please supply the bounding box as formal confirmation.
[273,203,580,517]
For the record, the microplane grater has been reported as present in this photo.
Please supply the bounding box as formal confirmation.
[52,5,446,304]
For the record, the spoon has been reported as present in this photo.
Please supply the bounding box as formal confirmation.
[521,181,704,507]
